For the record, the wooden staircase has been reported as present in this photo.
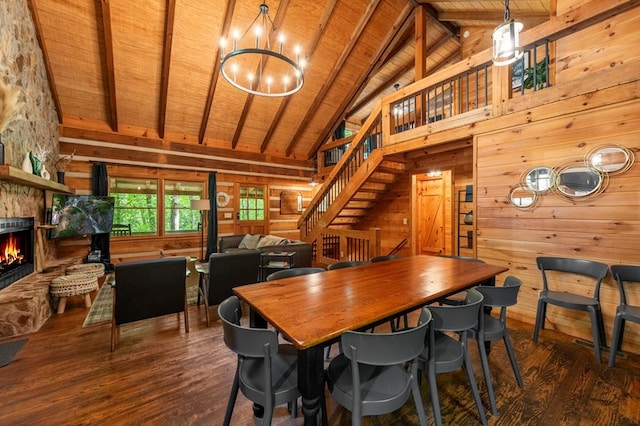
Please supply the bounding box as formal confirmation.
[299,104,406,243]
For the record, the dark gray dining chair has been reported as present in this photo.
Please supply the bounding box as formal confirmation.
[436,255,495,306]
[218,296,299,425]
[533,257,609,363]
[266,267,326,281]
[468,276,524,416]
[419,288,487,426]
[324,307,432,426]
[608,265,640,367]
[327,260,368,270]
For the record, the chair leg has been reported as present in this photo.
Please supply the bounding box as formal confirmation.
[475,338,498,416]
[427,365,443,426]
[609,316,623,367]
[503,331,524,387]
[223,368,240,426]
[533,299,547,343]
[596,308,607,348]
[463,347,488,425]
[588,307,602,364]
[183,298,189,333]
[410,363,428,426]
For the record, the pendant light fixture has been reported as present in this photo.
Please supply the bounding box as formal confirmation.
[220,1,305,97]
[492,0,524,66]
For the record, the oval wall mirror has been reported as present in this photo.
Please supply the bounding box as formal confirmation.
[587,145,634,175]
[522,166,555,193]
[508,185,538,209]
[555,163,605,198]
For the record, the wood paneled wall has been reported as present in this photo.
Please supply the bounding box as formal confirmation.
[476,100,640,356]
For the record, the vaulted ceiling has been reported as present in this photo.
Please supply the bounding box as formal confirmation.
[28,0,550,162]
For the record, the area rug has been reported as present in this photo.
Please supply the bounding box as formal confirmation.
[0,338,28,368]
[83,283,199,327]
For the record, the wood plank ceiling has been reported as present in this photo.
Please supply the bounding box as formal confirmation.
[28,0,550,161]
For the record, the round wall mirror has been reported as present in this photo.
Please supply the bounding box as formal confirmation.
[522,166,555,193]
[555,163,605,198]
[587,145,634,175]
[508,185,538,209]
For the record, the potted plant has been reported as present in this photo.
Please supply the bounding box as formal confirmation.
[55,149,75,184]
[523,59,548,90]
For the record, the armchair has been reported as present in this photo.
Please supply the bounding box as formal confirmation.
[111,257,189,351]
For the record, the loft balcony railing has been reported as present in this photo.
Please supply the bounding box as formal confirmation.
[305,38,556,243]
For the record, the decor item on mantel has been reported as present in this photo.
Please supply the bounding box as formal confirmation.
[55,150,75,184]
[21,152,33,173]
[0,79,25,165]
[28,151,43,176]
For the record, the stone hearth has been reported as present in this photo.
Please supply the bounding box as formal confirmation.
[0,259,78,337]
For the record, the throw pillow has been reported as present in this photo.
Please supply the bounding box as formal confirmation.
[255,235,286,248]
[238,233,261,249]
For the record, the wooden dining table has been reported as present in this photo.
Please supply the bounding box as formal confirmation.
[234,255,508,425]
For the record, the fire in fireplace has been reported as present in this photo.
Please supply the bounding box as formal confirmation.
[0,217,35,291]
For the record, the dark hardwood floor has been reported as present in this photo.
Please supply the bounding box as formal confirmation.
[1,282,639,425]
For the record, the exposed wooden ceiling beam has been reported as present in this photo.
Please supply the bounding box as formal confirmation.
[421,3,459,38]
[307,3,415,159]
[232,0,291,150]
[284,0,383,157]
[438,11,549,23]
[199,0,235,145]
[100,0,118,132]
[26,0,62,124]
[158,0,176,140]
[260,0,340,153]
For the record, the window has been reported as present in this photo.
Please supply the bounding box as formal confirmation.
[164,180,204,234]
[238,186,265,220]
[110,178,158,235]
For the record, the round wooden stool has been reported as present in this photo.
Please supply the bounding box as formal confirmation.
[50,273,99,314]
[66,263,105,279]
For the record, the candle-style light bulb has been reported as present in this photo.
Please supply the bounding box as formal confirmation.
[255,26,262,48]
[220,37,226,57]
[232,29,240,50]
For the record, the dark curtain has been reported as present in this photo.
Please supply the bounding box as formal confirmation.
[91,163,111,269]
[205,172,218,260]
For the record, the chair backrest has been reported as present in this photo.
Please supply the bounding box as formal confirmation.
[475,276,522,307]
[218,296,279,358]
[341,308,431,366]
[114,257,186,325]
[428,288,484,332]
[266,267,325,281]
[536,256,609,298]
[327,260,368,270]
[610,265,640,306]
[207,250,261,305]
[369,255,403,263]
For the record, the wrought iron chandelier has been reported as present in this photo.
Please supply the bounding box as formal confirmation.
[492,0,524,66]
[220,2,305,97]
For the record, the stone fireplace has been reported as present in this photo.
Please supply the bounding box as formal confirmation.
[0,217,35,292]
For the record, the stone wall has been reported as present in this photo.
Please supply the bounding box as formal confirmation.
[0,0,61,336]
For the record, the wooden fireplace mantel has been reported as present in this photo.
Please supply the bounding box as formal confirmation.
[0,165,74,193]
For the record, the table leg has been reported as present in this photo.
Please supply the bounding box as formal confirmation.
[298,345,324,426]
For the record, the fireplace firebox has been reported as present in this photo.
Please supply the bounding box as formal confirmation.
[0,217,35,291]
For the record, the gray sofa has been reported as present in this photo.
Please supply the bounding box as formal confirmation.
[202,234,313,311]
[218,234,313,267]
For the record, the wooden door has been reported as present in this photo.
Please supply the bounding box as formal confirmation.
[415,173,448,256]
[234,184,268,235]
